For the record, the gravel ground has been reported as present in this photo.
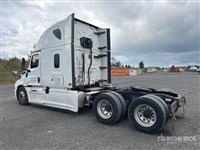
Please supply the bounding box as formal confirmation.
[0,72,200,150]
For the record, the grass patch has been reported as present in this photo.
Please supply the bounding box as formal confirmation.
[0,57,22,84]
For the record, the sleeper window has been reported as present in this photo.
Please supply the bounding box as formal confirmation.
[53,29,61,40]
[54,54,60,68]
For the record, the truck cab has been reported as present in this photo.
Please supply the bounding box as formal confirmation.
[15,13,111,112]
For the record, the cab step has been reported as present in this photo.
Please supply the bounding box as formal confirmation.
[94,31,106,35]
[94,54,107,58]
[98,46,107,50]
[100,66,107,69]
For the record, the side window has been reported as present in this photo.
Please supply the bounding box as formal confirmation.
[31,54,39,69]
[54,54,60,68]
[53,29,61,40]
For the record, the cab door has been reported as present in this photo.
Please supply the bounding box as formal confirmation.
[25,52,41,86]
[25,52,46,104]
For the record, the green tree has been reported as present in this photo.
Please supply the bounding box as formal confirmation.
[139,61,144,69]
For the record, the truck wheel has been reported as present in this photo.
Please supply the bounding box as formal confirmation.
[147,94,169,123]
[17,86,29,105]
[93,92,123,125]
[128,95,166,133]
[110,91,127,118]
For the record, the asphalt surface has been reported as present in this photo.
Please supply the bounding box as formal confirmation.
[0,72,200,150]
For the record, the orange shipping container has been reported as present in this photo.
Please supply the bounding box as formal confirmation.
[111,69,129,76]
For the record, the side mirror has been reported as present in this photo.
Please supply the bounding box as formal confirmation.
[21,58,26,69]
[12,70,20,77]
[12,70,18,75]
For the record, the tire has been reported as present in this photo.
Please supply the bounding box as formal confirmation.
[110,91,127,118]
[147,95,169,114]
[93,92,123,125]
[17,86,29,105]
[128,95,166,133]
[147,94,169,123]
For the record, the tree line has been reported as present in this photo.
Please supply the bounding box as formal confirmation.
[112,57,144,69]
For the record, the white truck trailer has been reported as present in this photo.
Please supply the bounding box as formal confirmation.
[14,14,186,133]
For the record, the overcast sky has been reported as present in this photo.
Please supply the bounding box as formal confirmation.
[1,0,199,67]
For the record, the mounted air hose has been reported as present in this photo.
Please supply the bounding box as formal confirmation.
[87,47,93,85]
[80,37,93,85]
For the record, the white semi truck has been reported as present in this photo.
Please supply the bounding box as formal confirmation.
[14,14,186,133]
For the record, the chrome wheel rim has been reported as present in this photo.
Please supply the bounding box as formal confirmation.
[97,99,113,119]
[134,104,157,127]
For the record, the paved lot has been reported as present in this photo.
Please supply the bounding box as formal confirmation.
[0,72,200,150]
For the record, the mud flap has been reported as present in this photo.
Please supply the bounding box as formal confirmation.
[170,96,186,135]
